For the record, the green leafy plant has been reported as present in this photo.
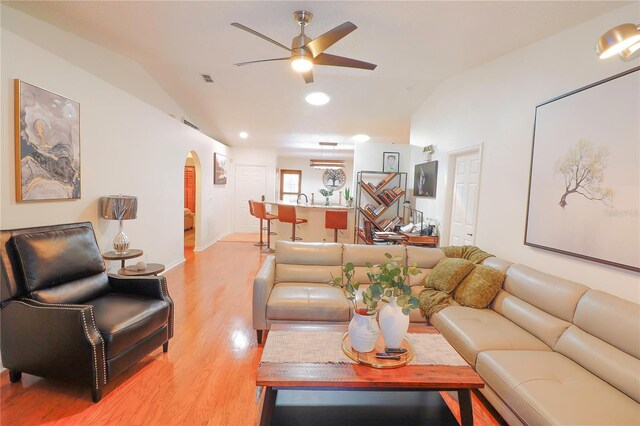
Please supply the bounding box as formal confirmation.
[344,188,352,201]
[331,253,421,315]
[366,253,421,315]
[319,188,333,197]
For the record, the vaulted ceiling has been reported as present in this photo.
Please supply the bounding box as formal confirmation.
[6,1,628,155]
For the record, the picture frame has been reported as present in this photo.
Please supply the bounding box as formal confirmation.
[214,152,227,185]
[14,80,81,201]
[525,66,639,272]
[382,151,400,173]
[413,161,438,198]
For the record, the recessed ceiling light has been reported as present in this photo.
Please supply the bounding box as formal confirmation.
[352,134,370,142]
[239,131,249,139]
[305,92,330,106]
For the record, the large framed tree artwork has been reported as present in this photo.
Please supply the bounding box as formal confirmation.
[525,66,639,272]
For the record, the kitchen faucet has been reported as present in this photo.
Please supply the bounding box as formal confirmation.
[297,193,308,204]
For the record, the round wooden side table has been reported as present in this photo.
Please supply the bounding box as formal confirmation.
[102,249,143,268]
[117,263,165,276]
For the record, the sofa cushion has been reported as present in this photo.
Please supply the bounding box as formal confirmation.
[477,350,640,426]
[13,227,106,293]
[30,272,111,304]
[275,241,342,265]
[267,283,350,322]
[406,246,445,286]
[572,290,640,359]
[431,306,550,366]
[453,265,505,308]
[343,244,406,284]
[555,325,640,403]
[275,241,343,284]
[503,264,588,322]
[481,256,512,274]
[87,294,169,359]
[491,290,572,349]
[427,258,474,292]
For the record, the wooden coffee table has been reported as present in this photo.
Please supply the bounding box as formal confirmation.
[257,324,484,426]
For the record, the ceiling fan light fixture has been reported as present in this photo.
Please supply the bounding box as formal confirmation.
[305,92,330,105]
[596,23,640,59]
[352,134,370,143]
[291,57,313,72]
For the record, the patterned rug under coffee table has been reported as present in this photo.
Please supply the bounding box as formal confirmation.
[257,324,484,426]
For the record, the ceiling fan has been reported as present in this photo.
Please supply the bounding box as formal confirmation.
[231,10,377,84]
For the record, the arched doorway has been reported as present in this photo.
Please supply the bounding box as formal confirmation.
[183,151,201,252]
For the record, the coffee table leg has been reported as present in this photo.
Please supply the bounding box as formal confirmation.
[259,386,277,426]
[457,389,474,426]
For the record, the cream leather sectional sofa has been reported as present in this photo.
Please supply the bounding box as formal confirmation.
[253,241,640,425]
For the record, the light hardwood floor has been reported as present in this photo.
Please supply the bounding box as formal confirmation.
[0,237,500,425]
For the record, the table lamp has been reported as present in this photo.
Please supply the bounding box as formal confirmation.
[101,195,138,254]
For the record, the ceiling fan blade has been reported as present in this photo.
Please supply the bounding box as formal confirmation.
[231,22,293,53]
[314,53,377,70]
[302,69,314,84]
[234,57,290,67]
[304,22,357,58]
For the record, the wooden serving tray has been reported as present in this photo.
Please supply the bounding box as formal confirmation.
[341,331,414,369]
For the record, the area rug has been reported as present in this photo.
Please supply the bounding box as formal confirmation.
[260,330,467,366]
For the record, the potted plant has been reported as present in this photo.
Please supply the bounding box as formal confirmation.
[319,188,333,206]
[367,253,420,348]
[344,188,353,207]
[331,263,383,352]
[331,254,421,352]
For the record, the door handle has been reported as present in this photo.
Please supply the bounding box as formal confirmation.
[467,233,473,236]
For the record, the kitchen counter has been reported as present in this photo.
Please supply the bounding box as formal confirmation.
[263,200,355,243]
[264,200,354,210]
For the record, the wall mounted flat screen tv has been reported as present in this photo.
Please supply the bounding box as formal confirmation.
[414,161,438,197]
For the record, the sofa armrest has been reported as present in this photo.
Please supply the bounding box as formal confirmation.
[0,299,106,391]
[253,255,275,331]
[108,274,174,339]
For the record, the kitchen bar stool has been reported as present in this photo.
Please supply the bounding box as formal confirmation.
[248,200,266,247]
[278,205,308,242]
[253,201,278,253]
[325,210,348,242]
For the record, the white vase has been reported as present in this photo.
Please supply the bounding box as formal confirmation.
[348,312,379,353]
[379,296,410,348]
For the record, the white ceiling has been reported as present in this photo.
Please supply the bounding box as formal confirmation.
[6,1,628,156]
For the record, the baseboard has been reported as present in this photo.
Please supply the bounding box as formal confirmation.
[162,257,186,273]
[194,234,226,252]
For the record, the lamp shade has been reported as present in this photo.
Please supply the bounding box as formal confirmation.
[101,195,138,220]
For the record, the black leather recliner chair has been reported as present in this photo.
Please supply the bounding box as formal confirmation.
[0,222,174,402]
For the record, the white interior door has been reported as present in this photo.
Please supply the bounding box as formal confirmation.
[449,152,481,246]
[234,165,267,233]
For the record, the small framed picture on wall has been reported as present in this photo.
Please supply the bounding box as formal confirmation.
[383,152,399,173]
[214,152,227,185]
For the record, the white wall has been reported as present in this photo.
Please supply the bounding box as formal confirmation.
[410,4,640,302]
[1,14,233,265]
[1,5,188,121]
[277,156,354,205]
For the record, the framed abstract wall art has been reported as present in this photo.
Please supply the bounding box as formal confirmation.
[525,66,640,272]
[413,161,438,198]
[15,80,80,201]
[214,152,227,185]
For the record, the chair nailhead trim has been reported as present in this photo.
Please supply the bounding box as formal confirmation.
[16,300,102,390]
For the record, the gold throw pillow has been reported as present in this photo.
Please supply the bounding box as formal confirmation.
[425,258,475,293]
[454,265,505,308]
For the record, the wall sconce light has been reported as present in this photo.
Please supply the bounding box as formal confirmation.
[423,145,435,161]
[596,23,640,61]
